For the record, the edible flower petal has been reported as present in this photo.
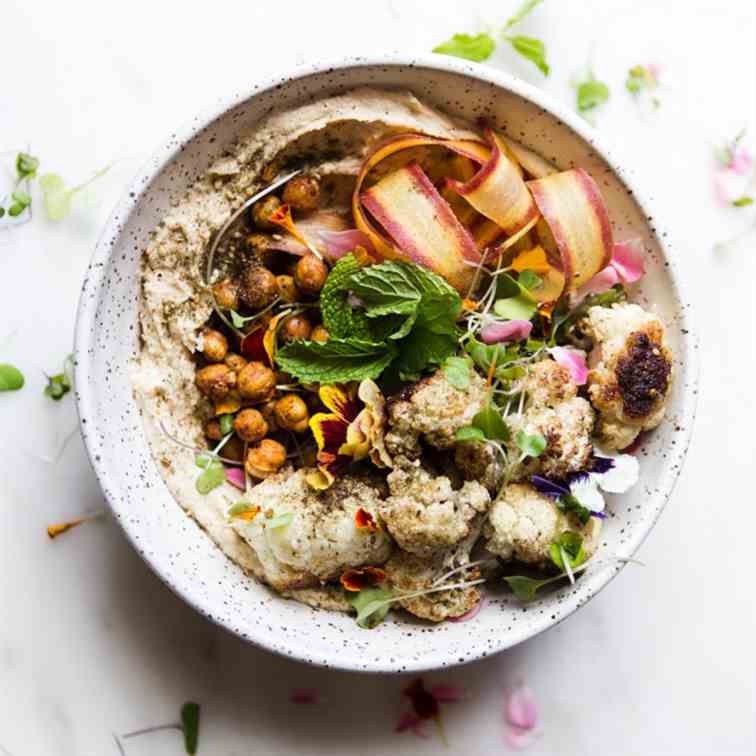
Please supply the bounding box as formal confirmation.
[268,203,322,258]
[340,566,386,592]
[503,681,539,750]
[567,475,605,514]
[355,507,380,531]
[224,466,247,491]
[240,326,268,364]
[576,238,646,299]
[429,684,466,703]
[395,712,428,738]
[480,320,533,344]
[590,447,640,493]
[510,245,550,274]
[548,346,588,385]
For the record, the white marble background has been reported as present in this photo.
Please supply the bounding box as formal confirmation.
[1,1,754,754]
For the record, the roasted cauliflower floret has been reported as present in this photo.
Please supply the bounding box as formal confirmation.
[483,483,601,567]
[231,470,392,591]
[385,368,489,457]
[379,458,490,558]
[454,439,505,494]
[507,360,595,481]
[384,550,481,622]
[582,303,673,450]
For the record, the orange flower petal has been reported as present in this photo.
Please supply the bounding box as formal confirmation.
[47,518,86,539]
[510,245,550,274]
[340,566,386,592]
[355,507,380,531]
[263,312,288,365]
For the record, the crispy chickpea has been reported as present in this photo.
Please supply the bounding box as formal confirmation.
[279,314,312,344]
[237,361,276,402]
[223,436,246,463]
[251,195,282,231]
[245,233,275,267]
[239,266,277,311]
[212,278,239,311]
[282,175,321,212]
[294,253,328,296]
[276,274,300,304]
[233,408,268,443]
[245,438,287,479]
[205,419,223,442]
[310,324,329,343]
[196,364,236,401]
[274,394,310,433]
[201,328,228,363]
[259,399,279,433]
[224,352,248,373]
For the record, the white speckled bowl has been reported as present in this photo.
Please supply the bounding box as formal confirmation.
[74,56,698,672]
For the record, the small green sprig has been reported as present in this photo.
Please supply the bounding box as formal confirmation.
[573,67,610,123]
[1,152,40,219]
[434,0,550,76]
[44,354,74,400]
[0,364,25,391]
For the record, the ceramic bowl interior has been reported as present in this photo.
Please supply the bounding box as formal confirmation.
[75,57,698,672]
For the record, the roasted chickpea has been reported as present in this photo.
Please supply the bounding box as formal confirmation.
[205,419,223,442]
[294,253,328,296]
[259,399,279,432]
[196,364,236,401]
[310,324,329,343]
[282,175,321,212]
[224,352,248,373]
[223,435,246,463]
[237,361,276,402]
[201,328,228,363]
[245,233,275,267]
[251,195,282,231]
[276,274,300,303]
[212,278,239,311]
[274,394,310,433]
[239,266,277,311]
[279,314,312,344]
[245,438,287,479]
[233,408,268,443]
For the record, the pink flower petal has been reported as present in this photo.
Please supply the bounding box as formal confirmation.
[224,465,246,491]
[504,681,539,732]
[549,346,588,386]
[611,238,646,283]
[575,265,620,299]
[449,596,486,622]
[505,725,540,750]
[395,712,429,738]
[316,229,375,260]
[290,687,321,704]
[481,320,532,344]
[647,63,662,83]
[429,684,466,703]
[730,147,753,176]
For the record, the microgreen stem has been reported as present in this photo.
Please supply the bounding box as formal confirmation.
[431,559,493,587]
[122,723,182,739]
[159,421,244,466]
[561,546,575,585]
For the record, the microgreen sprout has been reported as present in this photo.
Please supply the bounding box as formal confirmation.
[159,421,243,466]
[515,429,546,460]
[118,701,200,755]
[43,354,74,400]
[0,364,24,392]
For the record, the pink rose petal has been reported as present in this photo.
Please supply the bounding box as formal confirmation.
[505,725,540,750]
[449,596,486,623]
[549,346,588,386]
[730,147,753,176]
[575,265,620,298]
[611,238,646,283]
[504,681,539,732]
[290,687,321,704]
[224,465,246,491]
[395,712,429,738]
[429,684,466,703]
[481,320,533,344]
[316,229,375,260]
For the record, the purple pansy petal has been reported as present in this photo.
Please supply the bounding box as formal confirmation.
[481,320,533,344]
[591,510,606,519]
[531,475,569,499]
[589,455,615,474]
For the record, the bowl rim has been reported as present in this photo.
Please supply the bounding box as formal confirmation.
[74,53,699,672]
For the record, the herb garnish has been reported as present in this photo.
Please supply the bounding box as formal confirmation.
[0,364,24,391]
[626,64,661,108]
[442,355,472,390]
[44,354,74,400]
[433,0,550,75]
[549,531,585,571]
[515,430,546,459]
[40,164,110,221]
[118,701,201,755]
[0,152,39,219]
[345,584,396,628]
[573,67,610,122]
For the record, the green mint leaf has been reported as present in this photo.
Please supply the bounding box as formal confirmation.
[503,0,545,30]
[275,338,397,384]
[473,403,510,442]
[0,364,25,391]
[455,425,487,443]
[40,165,110,221]
[507,35,549,76]
[219,413,235,435]
[442,355,472,390]
[503,574,552,601]
[345,585,395,629]
[180,702,200,755]
[394,329,457,379]
[433,32,496,63]
[576,71,610,114]
[518,269,543,291]
[733,196,754,207]
[195,456,225,495]
[265,512,294,529]
[319,254,374,340]
[515,429,546,458]
[16,152,39,180]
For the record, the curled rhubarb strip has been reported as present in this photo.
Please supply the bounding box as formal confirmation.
[527,169,613,291]
[360,162,480,291]
[447,129,539,238]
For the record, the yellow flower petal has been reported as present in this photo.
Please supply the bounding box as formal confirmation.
[263,313,288,365]
[318,384,350,420]
[305,467,334,490]
[511,245,550,274]
[309,411,336,452]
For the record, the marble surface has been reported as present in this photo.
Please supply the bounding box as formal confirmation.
[0,0,754,753]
